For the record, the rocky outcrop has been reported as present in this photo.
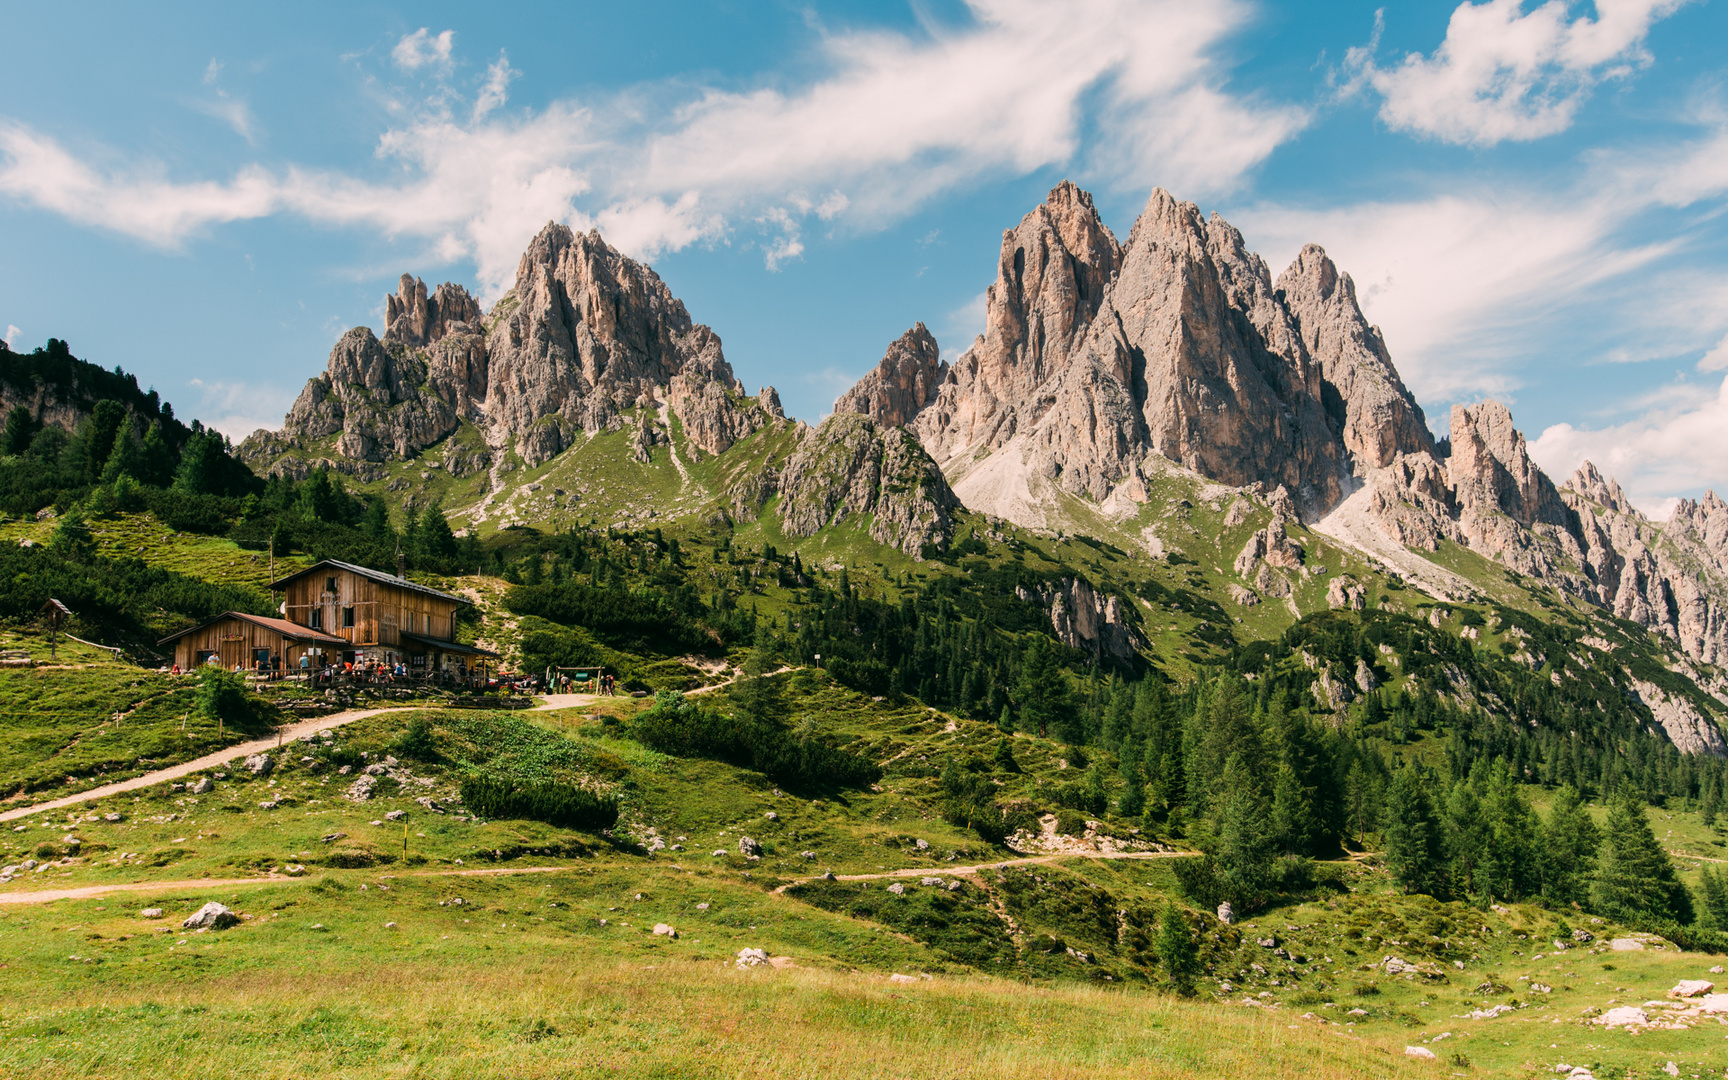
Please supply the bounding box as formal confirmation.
[1275,245,1432,473]
[912,181,1122,472]
[775,412,958,557]
[277,327,461,462]
[383,274,483,349]
[243,224,777,473]
[868,183,1397,521]
[833,324,946,427]
[1630,680,1727,756]
[1015,576,1142,659]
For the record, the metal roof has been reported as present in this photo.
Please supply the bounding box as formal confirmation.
[157,611,353,647]
[266,559,471,606]
[398,630,498,658]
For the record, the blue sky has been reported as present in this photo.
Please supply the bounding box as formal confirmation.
[3,1,1727,515]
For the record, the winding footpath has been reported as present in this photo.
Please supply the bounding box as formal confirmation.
[0,705,423,824]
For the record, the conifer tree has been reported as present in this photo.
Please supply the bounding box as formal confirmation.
[1383,766,1444,896]
[1592,787,1694,925]
[1210,753,1274,904]
[1539,784,1599,907]
[1156,903,1200,997]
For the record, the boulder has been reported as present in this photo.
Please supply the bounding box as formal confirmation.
[385,810,407,821]
[191,777,214,795]
[737,836,761,858]
[652,923,678,939]
[243,754,274,776]
[182,902,238,930]
[735,948,769,969]
[1670,980,1715,998]
[1403,1047,1436,1059]
[139,908,163,919]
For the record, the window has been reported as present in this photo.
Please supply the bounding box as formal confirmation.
[325,576,338,593]
[342,606,355,629]
[310,608,322,630]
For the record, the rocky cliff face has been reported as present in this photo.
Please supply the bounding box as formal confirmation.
[242,224,776,474]
[774,412,959,557]
[383,275,483,349]
[1015,576,1142,660]
[832,324,945,428]
[852,183,1433,523]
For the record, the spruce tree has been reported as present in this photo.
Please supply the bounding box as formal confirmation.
[1478,762,1539,902]
[1210,754,1274,905]
[1383,766,1443,896]
[1539,784,1599,907]
[1592,787,1694,925]
[1155,903,1200,997]
[1700,866,1728,931]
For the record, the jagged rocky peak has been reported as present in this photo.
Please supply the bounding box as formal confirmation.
[242,219,767,474]
[383,274,483,348]
[775,412,958,557]
[1275,244,1432,473]
[1563,460,1634,515]
[1448,401,1570,530]
[832,323,945,427]
[912,181,1122,467]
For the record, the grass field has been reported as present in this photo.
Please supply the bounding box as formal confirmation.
[3,669,1728,1077]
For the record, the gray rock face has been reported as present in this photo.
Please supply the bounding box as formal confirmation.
[1014,577,1142,659]
[861,183,1394,522]
[383,274,483,349]
[833,323,946,428]
[242,223,776,473]
[775,413,959,557]
[1275,245,1433,473]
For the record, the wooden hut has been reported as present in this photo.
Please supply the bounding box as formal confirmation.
[158,611,350,673]
[266,558,495,673]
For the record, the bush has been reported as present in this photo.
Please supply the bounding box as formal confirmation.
[391,717,439,762]
[629,690,880,791]
[458,775,619,831]
[196,666,247,725]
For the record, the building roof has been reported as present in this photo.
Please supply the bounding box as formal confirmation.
[399,630,499,658]
[157,611,354,647]
[266,559,471,606]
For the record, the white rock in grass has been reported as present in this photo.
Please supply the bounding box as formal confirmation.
[243,754,274,776]
[1597,1006,1648,1028]
[886,883,905,895]
[652,923,678,938]
[182,902,238,930]
[191,778,214,795]
[139,908,163,919]
[736,948,769,969]
[1669,979,1714,998]
[1404,1046,1436,1059]
[737,836,761,858]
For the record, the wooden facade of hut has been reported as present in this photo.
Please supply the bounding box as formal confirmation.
[158,612,351,672]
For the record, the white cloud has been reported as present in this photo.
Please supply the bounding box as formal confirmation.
[202,59,222,86]
[1232,119,1728,407]
[189,92,259,144]
[1344,0,1689,146]
[186,377,297,442]
[392,28,455,73]
[3,325,19,349]
[472,52,518,123]
[1700,332,1728,372]
[1530,374,1728,511]
[0,1,1303,286]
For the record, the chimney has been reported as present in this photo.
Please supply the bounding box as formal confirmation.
[397,552,406,580]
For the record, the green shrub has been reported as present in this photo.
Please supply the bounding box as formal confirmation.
[629,690,880,791]
[459,775,619,831]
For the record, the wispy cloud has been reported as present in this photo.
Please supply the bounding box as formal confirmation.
[186,377,297,442]
[0,0,1302,289]
[392,28,455,73]
[1342,0,1690,146]
[1233,117,1728,409]
[1530,374,1728,513]
[3,325,19,349]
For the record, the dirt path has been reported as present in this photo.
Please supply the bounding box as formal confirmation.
[531,665,793,711]
[0,863,591,906]
[0,705,422,824]
[770,849,1195,894]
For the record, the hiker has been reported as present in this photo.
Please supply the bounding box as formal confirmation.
[171,662,181,677]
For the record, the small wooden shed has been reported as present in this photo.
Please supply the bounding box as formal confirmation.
[158,611,351,673]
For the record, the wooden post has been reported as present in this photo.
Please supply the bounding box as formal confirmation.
[403,819,409,865]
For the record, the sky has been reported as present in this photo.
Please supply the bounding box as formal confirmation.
[3,0,1727,518]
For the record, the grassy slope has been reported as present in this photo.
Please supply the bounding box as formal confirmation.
[3,678,1728,1076]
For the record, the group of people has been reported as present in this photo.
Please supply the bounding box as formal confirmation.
[550,670,616,695]
[169,653,487,689]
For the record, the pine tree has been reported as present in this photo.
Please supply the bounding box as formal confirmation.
[1155,903,1200,997]
[1592,787,1694,925]
[1478,762,1539,902]
[2,404,36,456]
[992,737,1019,774]
[1210,754,1274,905]
[1383,766,1444,896]
[1539,784,1599,907]
[1700,866,1728,931]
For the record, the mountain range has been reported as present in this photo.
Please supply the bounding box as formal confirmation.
[236,182,1728,680]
